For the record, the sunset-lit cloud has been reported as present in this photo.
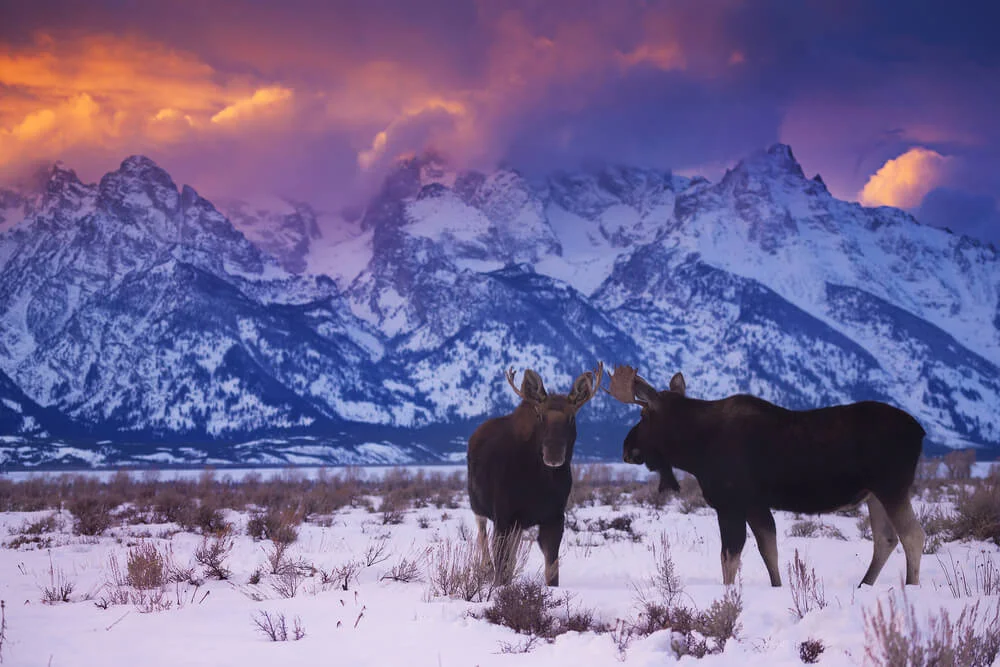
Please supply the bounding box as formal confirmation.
[210,87,293,125]
[859,147,950,208]
[0,33,292,173]
[0,1,996,243]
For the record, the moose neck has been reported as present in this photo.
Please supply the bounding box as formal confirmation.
[659,397,714,478]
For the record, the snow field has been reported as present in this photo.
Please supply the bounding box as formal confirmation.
[0,471,998,666]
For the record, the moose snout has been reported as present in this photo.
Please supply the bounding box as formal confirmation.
[623,447,644,465]
[542,451,566,467]
[541,440,567,467]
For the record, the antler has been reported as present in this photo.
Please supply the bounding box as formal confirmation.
[590,361,604,401]
[604,364,658,406]
[505,366,543,404]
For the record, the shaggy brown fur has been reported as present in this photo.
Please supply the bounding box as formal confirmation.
[467,364,602,586]
[607,365,925,588]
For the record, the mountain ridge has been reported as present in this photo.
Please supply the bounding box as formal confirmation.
[0,144,997,467]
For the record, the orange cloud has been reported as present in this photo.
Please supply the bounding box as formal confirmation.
[210,87,293,125]
[858,147,950,208]
[0,33,291,172]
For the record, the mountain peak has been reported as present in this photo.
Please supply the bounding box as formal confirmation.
[738,143,806,179]
[119,154,170,178]
[38,160,83,192]
[719,143,808,194]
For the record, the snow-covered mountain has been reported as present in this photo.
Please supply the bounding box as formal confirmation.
[0,146,997,467]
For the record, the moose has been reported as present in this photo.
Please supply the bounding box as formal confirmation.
[467,362,603,587]
[605,365,926,588]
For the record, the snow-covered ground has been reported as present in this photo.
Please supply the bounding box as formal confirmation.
[0,466,998,666]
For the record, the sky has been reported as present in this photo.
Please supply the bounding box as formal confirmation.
[1,0,999,243]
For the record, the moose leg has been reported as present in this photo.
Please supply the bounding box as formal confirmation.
[491,523,523,586]
[884,497,925,586]
[537,519,564,587]
[475,514,491,568]
[717,510,747,586]
[747,506,782,587]
[859,494,900,587]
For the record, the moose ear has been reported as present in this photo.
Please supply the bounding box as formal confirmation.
[669,372,686,396]
[521,369,548,402]
[568,371,594,407]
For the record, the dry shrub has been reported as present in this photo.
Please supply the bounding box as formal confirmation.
[567,464,611,509]
[180,501,229,536]
[195,530,234,580]
[324,560,362,591]
[937,551,1000,599]
[5,513,60,550]
[101,548,183,614]
[648,533,683,605]
[625,561,743,660]
[67,495,114,536]
[363,537,391,567]
[916,455,943,483]
[482,578,560,637]
[246,508,300,544]
[127,542,166,590]
[866,504,947,555]
[799,638,825,663]
[677,476,707,514]
[944,449,976,480]
[864,582,1000,667]
[787,549,827,620]
[630,587,743,658]
[271,567,305,599]
[21,513,60,535]
[0,467,469,523]
[263,541,312,578]
[631,476,669,509]
[581,514,643,543]
[489,529,533,586]
[252,610,305,642]
[40,552,74,603]
[693,586,743,654]
[787,518,846,541]
[918,505,951,537]
[948,473,1000,546]
[427,538,495,602]
[152,488,193,523]
[380,552,425,583]
[379,494,406,526]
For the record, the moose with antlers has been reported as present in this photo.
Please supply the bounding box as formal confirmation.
[467,362,603,587]
[605,365,926,588]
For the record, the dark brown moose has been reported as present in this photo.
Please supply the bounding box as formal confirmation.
[467,362,603,586]
[605,365,926,588]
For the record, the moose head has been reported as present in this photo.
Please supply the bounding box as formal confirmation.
[605,364,686,491]
[505,362,604,467]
